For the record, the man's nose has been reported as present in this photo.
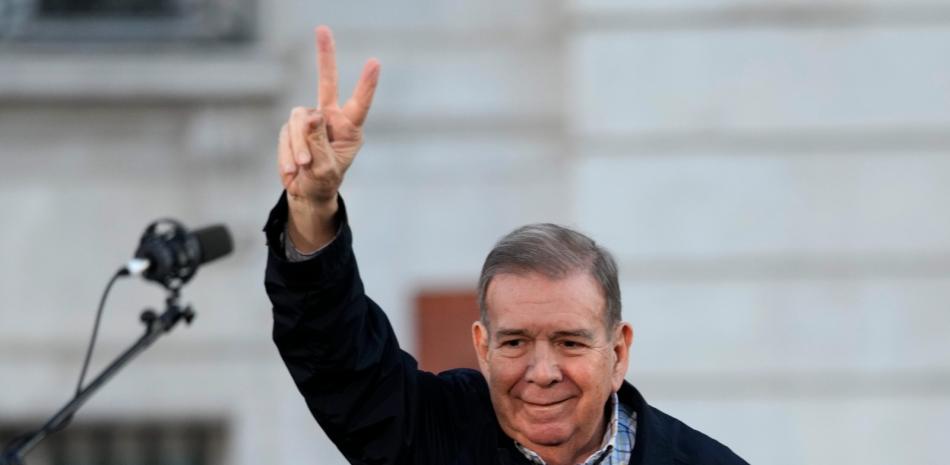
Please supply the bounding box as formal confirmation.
[524,343,562,386]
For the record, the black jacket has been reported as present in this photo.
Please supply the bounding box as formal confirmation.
[264,195,749,465]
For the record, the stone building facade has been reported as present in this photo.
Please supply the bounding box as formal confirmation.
[1,0,948,464]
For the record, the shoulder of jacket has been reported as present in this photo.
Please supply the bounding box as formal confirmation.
[646,406,748,465]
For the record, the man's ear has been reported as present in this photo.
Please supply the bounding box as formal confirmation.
[611,323,634,392]
[472,321,491,375]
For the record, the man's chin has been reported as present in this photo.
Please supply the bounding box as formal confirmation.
[517,421,572,447]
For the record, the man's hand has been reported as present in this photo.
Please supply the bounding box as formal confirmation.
[277,25,380,253]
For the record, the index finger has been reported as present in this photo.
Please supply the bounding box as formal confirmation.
[316,25,339,108]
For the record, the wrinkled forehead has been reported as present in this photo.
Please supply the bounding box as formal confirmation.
[483,270,608,334]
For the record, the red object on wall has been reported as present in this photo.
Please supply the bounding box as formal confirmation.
[416,290,481,374]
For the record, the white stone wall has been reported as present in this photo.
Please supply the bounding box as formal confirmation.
[568,1,950,464]
[1,0,947,464]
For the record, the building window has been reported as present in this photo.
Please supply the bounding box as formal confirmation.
[38,0,176,17]
[416,290,480,373]
[0,420,226,465]
[0,0,254,42]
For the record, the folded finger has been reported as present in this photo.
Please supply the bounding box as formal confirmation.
[288,107,314,166]
[277,123,296,186]
[307,111,330,163]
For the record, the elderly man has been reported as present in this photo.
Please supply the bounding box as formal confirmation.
[264,26,748,465]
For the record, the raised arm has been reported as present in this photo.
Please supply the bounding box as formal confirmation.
[277,25,380,252]
[266,28,497,465]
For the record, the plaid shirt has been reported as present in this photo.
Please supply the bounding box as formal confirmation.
[515,392,637,465]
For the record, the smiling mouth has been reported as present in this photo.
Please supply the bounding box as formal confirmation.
[522,398,570,407]
[520,398,573,420]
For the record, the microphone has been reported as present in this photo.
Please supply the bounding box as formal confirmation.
[124,219,233,290]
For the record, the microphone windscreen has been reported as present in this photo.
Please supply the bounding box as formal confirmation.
[194,225,233,265]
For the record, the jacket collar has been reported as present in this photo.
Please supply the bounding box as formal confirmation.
[618,382,675,465]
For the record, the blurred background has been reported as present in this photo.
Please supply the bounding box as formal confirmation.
[2,0,949,464]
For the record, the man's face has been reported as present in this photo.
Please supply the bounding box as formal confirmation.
[472,271,633,461]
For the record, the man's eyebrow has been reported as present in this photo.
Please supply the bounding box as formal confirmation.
[493,328,530,338]
[550,329,595,340]
[491,329,596,340]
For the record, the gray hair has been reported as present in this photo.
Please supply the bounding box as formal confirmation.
[477,223,621,331]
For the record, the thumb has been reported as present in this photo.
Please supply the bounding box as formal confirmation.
[306,112,331,162]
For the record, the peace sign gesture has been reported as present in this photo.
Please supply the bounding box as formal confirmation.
[278,25,380,251]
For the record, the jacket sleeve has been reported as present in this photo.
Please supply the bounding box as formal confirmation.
[263,193,423,465]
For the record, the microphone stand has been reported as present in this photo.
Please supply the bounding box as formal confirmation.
[1,289,195,465]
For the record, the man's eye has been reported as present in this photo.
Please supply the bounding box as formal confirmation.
[560,340,584,349]
[501,340,523,348]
